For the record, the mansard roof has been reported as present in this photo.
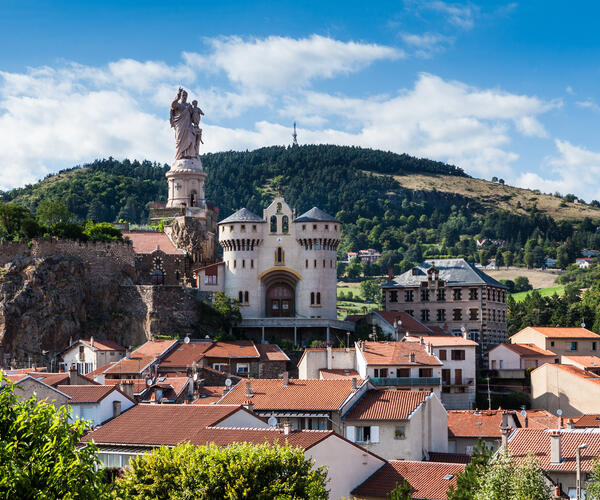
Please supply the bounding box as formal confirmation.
[294,207,339,223]
[219,208,264,224]
[382,258,506,289]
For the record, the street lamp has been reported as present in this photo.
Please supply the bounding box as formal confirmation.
[577,443,588,500]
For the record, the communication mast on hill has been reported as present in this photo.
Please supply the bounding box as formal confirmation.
[292,122,298,146]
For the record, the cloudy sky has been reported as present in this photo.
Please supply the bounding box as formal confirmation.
[2,0,600,201]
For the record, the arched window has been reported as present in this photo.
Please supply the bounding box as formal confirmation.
[282,215,289,233]
[244,291,249,303]
[316,292,321,305]
[270,215,277,233]
[310,292,315,305]
[238,291,243,302]
[275,247,284,265]
[190,191,197,207]
[151,269,165,286]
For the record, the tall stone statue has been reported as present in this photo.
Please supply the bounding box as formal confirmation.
[170,87,204,160]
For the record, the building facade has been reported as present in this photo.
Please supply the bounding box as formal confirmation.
[381,259,508,354]
[510,326,600,362]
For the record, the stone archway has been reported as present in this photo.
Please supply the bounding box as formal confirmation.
[260,268,300,317]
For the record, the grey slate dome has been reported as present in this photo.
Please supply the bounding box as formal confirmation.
[294,207,339,223]
[219,208,264,224]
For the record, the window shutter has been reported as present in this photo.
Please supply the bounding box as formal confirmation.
[371,426,379,443]
[346,426,356,442]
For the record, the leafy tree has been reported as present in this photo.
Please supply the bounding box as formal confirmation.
[48,222,86,240]
[0,375,107,499]
[346,260,363,280]
[586,458,600,499]
[82,221,122,241]
[0,202,41,240]
[36,200,73,226]
[447,439,493,500]
[502,251,513,267]
[210,291,242,334]
[336,261,347,278]
[491,176,498,183]
[114,442,329,500]
[388,479,412,499]
[513,276,532,293]
[360,279,382,304]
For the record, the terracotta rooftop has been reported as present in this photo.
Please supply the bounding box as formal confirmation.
[562,355,600,368]
[404,335,478,347]
[359,341,442,367]
[448,410,517,438]
[81,404,331,451]
[515,409,559,430]
[508,428,600,472]
[499,343,556,357]
[81,339,125,351]
[193,386,227,405]
[255,343,290,362]
[428,452,471,464]
[123,231,184,255]
[515,326,600,339]
[319,369,360,380]
[29,372,70,387]
[104,340,178,376]
[57,384,118,403]
[573,414,600,428]
[103,378,148,395]
[549,364,600,385]
[344,390,429,421]
[373,310,434,335]
[218,378,358,411]
[352,461,465,499]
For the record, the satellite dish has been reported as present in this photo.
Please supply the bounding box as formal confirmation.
[521,410,527,417]
[184,336,190,344]
[268,416,278,427]
[557,409,563,416]
[225,378,232,387]
[193,373,198,381]
[146,378,153,387]
[581,322,586,328]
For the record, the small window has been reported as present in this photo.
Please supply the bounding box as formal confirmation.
[251,259,254,269]
[421,309,430,321]
[439,349,447,361]
[305,259,308,268]
[240,224,246,232]
[325,224,329,230]
[390,291,398,302]
[311,292,315,305]
[436,309,446,321]
[282,215,289,233]
[302,224,306,231]
[469,288,478,300]
[374,368,388,378]
[437,289,446,301]
[453,309,462,321]
[313,224,317,230]
[550,341,555,347]
[238,291,243,302]
[237,363,249,374]
[571,341,578,351]
[405,290,414,302]
[314,259,317,268]
[593,342,597,351]
[270,215,277,233]
[453,289,462,300]
[230,225,234,232]
[451,350,465,361]
[421,289,430,301]
[316,292,321,305]
[276,202,282,213]
[213,363,228,372]
[244,291,249,304]
[275,247,284,265]
[233,260,237,269]
[242,259,246,268]
[323,259,326,267]
[252,224,257,231]
[394,426,406,440]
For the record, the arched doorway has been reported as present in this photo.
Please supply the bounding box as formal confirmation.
[266,283,294,317]
[190,191,197,207]
[151,268,165,285]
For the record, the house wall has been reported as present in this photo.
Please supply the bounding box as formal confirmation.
[62,342,125,374]
[434,345,476,410]
[531,364,600,417]
[14,378,69,407]
[297,349,355,379]
[449,436,500,455]
[70,390,135,427]
[306,434,385,500]
[511,329,600,360]
[216,410,271,428]
[488,344,523,370]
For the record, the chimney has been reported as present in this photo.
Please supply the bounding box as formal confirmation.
[566,418,575,430]
[387,266,394,281]
[427,342,433,355]
[419,337,425,345]
[410,352,415,363]
[326,346,333,370]
[550,431,562,464]
[361,341,365,352]
[113,400,121,418]
[282,371,289,386]
[68,366,78,384]
[283,422,291,435]
[352,377,358,390]
[90,336,94,349]
[245,381,253,398]
[462,329,468,340]
[119,381,134,399]
[524,415,529,428]
[500,412,510,450]
[243,399,254,412]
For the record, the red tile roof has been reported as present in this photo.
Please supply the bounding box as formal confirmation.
[374,310,434,335]
[404,336,478,347]
[344,390,429,420]
[57,384,117,403]
[31,373,70,387]
[81,339,125,351]
[515,409,559,430]
[359,341,442,366]
[428,452,471,464]
[516,326,600,339]
[193,386,227,405]
[218,378,358,411]
[123,231,184,255]
[551,364,600,385]
[448,410,516,438]
[256,343,290,362]
[562,355,600,368]
[508,429,600,472]
[352,461,465,499]
[103,378,148,395]
[104,340,178,376]
[573,414,600,428]
[319,369,360,380]
[87,363,117,378]
[159,341,270,370]
[500,343,556,357]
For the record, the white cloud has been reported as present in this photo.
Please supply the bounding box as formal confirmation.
[576,99,600,112]
[183,35,403,90]
[401,32,454,57]
[516,139,600,201]
[425,1,478,29]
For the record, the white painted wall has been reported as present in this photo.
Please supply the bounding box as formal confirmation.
[70,390,135,427]
[306,434,385,500]
[488,344,523,370]
[216,409,271,428]
[297,349,356,379]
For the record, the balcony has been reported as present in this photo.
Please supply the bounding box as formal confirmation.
[370,377,441,387]
[442,378,475,386]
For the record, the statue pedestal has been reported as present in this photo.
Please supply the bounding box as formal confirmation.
[165,157,207,210]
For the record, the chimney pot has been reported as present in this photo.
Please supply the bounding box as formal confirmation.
[113,400,121,418]
[550,431,562,464]
[282,371,289,386]
[352,377,357,390]
[90,336,94,348]
[245,381,253,398]
[326,346,333,370]
[283,422,291,435]
[566,418,575,430]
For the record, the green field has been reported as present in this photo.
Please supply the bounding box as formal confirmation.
[337,282,379,319]
[510,285,566,302]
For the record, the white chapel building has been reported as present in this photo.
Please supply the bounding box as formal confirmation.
[195,195,354,345]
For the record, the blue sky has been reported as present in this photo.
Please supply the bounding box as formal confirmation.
[2,1,600,201]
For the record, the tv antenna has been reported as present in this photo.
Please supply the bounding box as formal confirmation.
[292,122,298,146]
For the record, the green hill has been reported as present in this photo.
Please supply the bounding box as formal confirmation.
[2,145,600,271]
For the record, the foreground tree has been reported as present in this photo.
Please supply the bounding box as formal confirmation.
[114,442,329,500]
[447,439,493,500]
[0,375,107,499]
